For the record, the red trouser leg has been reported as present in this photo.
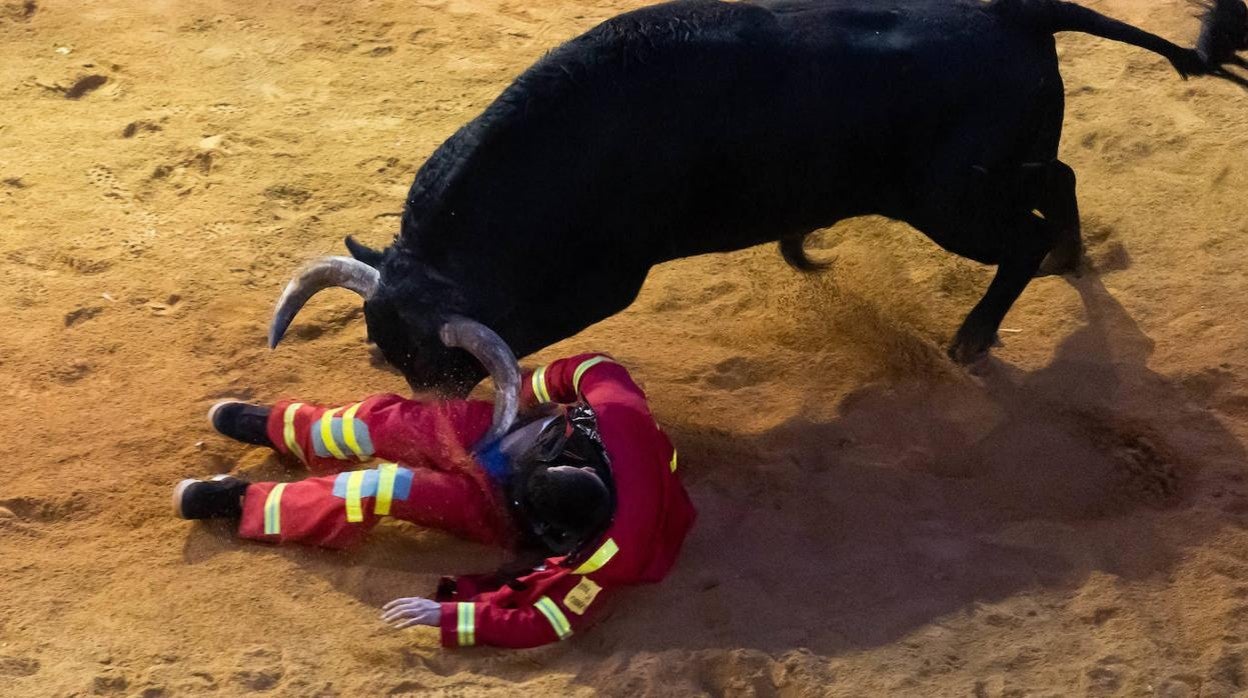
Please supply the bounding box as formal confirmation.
[262,396,493,476]
[263,399,374,476]
[238,477,370,549]
[238,463,513,549]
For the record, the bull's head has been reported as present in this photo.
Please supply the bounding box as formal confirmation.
[267,242,519,446]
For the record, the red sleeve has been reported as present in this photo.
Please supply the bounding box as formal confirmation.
[523,353,634,407]
[438,568,613,649]
[519,369,541,410]
[534,354,660,442]
[267,395,493,474]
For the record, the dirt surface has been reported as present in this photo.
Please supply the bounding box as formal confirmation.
[2,0,1248,695]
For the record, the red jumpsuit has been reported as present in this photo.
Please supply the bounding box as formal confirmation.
[238,354,697,649]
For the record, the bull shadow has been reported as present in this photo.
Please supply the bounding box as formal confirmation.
[578,274,1245,659]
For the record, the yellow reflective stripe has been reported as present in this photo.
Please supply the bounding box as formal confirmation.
[534,596,572,640]
[572,356,612,395]
[670,449,678,473]
[457,602,475,647]
[319,407,348,460]
[532,365,551,403]
[341,402,367,461]
[572,537,618,575]
[344,469,365,522]
[282,403,306,463]
[264,483,286,535]
[375,463,398,516]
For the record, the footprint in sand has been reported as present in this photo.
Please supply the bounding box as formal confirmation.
[86,164,129,201]
[121,119,163,138]
[1080,415,1182,505]
[63,74,108,100]
[200,221,234,241]
[231,646,284,691]
[1,1,37,22]
[91,668,129,695]
[145,292,183,317]
[0,655,40,677]
[0,494,91,522]
[58,251,113,275]
[1083,655,1125,694]
[704,356,766,391]
[49,360,92,384]
[1110,432,1180,502]
[695,650,775,697]
[1204,645,1247,696]
[10,243,125,277]
[177,672,218,692]
[64,304,103,327]
[263,183,312,207]
[1155,674,1202,698]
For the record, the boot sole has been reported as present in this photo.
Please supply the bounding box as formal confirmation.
[172,478,198,519]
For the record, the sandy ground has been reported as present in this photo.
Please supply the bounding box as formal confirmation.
[2,0,1248,695]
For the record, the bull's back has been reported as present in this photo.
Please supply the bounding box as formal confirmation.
[595,0,1064,261]
[421,0,1062,265]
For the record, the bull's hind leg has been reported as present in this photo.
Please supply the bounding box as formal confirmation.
[948,213,1055,364]
[1034,160,1083,276]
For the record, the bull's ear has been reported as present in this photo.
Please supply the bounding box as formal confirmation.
[344,235,386,268]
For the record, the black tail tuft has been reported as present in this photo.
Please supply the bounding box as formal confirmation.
[1037,0,1247,86]
[779,234,833,273]
[1193,0,1248,86]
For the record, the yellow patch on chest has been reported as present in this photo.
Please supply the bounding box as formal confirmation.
[563,577,602,616]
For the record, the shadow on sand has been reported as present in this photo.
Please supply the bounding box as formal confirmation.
[596,274,1243,657]
[180,275,1244,673]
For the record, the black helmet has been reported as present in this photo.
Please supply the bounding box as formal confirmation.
[523,464,612,553]
[500,405,614,555]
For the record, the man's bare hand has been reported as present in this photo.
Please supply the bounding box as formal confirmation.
[381,597,443,629]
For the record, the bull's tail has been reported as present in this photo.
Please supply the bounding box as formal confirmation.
[1014,0,1248,87]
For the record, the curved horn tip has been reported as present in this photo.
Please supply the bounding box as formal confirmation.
[266,255,379,351]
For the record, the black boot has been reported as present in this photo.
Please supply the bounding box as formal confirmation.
[208,401,273,447]
[172,475,250,520]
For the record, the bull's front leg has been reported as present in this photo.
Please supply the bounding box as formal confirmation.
[948,214,1054,364]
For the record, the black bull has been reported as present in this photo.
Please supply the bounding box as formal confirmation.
[269,0,1247,437]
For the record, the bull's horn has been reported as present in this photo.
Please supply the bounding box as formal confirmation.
[439,316,520,448]
[269,256,380,349]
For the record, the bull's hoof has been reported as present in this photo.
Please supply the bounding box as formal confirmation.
[947,329,999,365]
[1035,248,1084,278]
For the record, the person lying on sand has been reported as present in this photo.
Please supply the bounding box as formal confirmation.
[173,353,696,649]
